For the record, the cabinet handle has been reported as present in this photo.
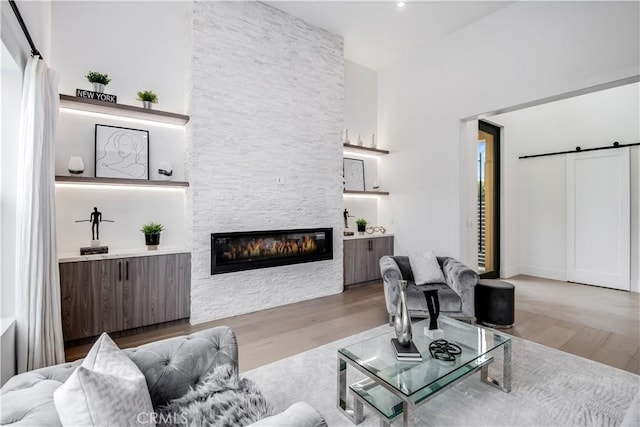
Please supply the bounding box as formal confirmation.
[368,240,373,251]
[126,261,129,281]
[118,262,122,281]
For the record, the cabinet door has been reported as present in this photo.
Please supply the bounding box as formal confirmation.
[344,237,395,286]
[370,236,394,281]
[343,239,371,285]
[122,254,191,329]
[122,256,149,330]
[100,259,124,333]
[59,261,103,341]
[160,253,191,321]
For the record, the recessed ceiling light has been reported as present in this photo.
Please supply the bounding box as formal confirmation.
[397,1,406,8]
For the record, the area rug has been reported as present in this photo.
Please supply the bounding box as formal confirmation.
[243,323,639,426]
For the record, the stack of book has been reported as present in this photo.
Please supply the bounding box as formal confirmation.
[391,338,423,362]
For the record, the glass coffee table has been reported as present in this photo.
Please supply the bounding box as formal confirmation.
[337,316,511,426]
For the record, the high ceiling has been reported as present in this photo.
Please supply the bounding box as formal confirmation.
[266,1,515,70]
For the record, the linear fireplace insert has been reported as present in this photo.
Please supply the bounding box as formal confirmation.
[211,228,333,274]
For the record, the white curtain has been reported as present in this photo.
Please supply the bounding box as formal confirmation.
[15,56,65,372]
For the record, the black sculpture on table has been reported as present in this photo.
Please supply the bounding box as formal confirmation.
[424,288,444,339]
[75,207,114,255]
[424,289,440,330]
[343,209,355,236]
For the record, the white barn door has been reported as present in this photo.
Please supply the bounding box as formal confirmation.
[567,147,630,290]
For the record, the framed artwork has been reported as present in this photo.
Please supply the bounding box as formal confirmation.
[343,158,365,191]
[95,124,149,180]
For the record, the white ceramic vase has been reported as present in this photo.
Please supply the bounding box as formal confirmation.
[68,156,85,176]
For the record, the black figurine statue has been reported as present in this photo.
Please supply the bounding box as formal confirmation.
[90,207,102,240]
[75,207,114,242]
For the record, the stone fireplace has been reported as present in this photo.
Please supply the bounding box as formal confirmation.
[211,228,333,274]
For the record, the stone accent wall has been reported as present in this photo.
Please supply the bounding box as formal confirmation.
[189,1,344,323]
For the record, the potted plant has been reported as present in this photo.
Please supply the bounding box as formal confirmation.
[141,222,164,250]
[85,71,111,93]
[136,90,158,109]
[356,218,367,234]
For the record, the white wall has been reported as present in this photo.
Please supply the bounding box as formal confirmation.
[1,42,22,320]
[345,59,377,144]
[343,59,383,229]
[51,1,186,112]
[189,1,344,323]
[377,1,639,264]
[50,1,189,254]
[491,83,640,291]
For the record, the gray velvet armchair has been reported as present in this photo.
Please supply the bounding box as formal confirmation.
[1,326,325,426]
[380,255,478,324]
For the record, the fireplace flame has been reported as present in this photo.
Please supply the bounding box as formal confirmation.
[223,235,318,261]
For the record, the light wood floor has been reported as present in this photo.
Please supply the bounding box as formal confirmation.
[65,275,640,375]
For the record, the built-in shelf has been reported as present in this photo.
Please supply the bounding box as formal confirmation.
[59,94,190,126]
[343,143,389,156]
[343,190,390,196]
[55,176,189,188]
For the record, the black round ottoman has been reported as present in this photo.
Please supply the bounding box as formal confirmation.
[475,279,515,328]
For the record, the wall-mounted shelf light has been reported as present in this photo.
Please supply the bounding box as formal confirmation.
[59,94,189,128]
[55,176,188,190]
[343,143,389,156]
[343,190,390,198]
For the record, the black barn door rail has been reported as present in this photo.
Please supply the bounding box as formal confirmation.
[519,141,639,159]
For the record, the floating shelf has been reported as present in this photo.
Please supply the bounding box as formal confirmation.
[59,95,190,126]
[55,176,189,188]
[343,143,390,156]
[344,190,390,196]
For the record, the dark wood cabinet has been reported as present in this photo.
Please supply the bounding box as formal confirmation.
[60,253,190,341]
[343,236,394,286]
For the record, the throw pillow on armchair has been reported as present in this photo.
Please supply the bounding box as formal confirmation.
[409,251,446,285]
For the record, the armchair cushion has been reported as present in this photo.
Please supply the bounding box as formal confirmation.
[409,251,446,285]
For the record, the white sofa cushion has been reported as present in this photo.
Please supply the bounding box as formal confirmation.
[409,251,446,285]
[53,333,154,426]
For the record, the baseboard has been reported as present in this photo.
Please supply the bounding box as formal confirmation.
[519,265,567,281]
[630,279,640,293]
[501,266,520,278]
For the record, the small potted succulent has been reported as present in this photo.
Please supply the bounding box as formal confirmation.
[136,90,158,109]
[141,222,164,250]
[356,218,367,234]
[85,71,111,93]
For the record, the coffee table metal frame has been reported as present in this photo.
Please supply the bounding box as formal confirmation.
[337,317,511,427]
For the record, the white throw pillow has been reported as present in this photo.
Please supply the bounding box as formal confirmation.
[409,251,445,285]
[53,333,154,426]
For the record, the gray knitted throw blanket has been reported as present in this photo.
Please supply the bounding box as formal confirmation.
[157,364,272,427]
